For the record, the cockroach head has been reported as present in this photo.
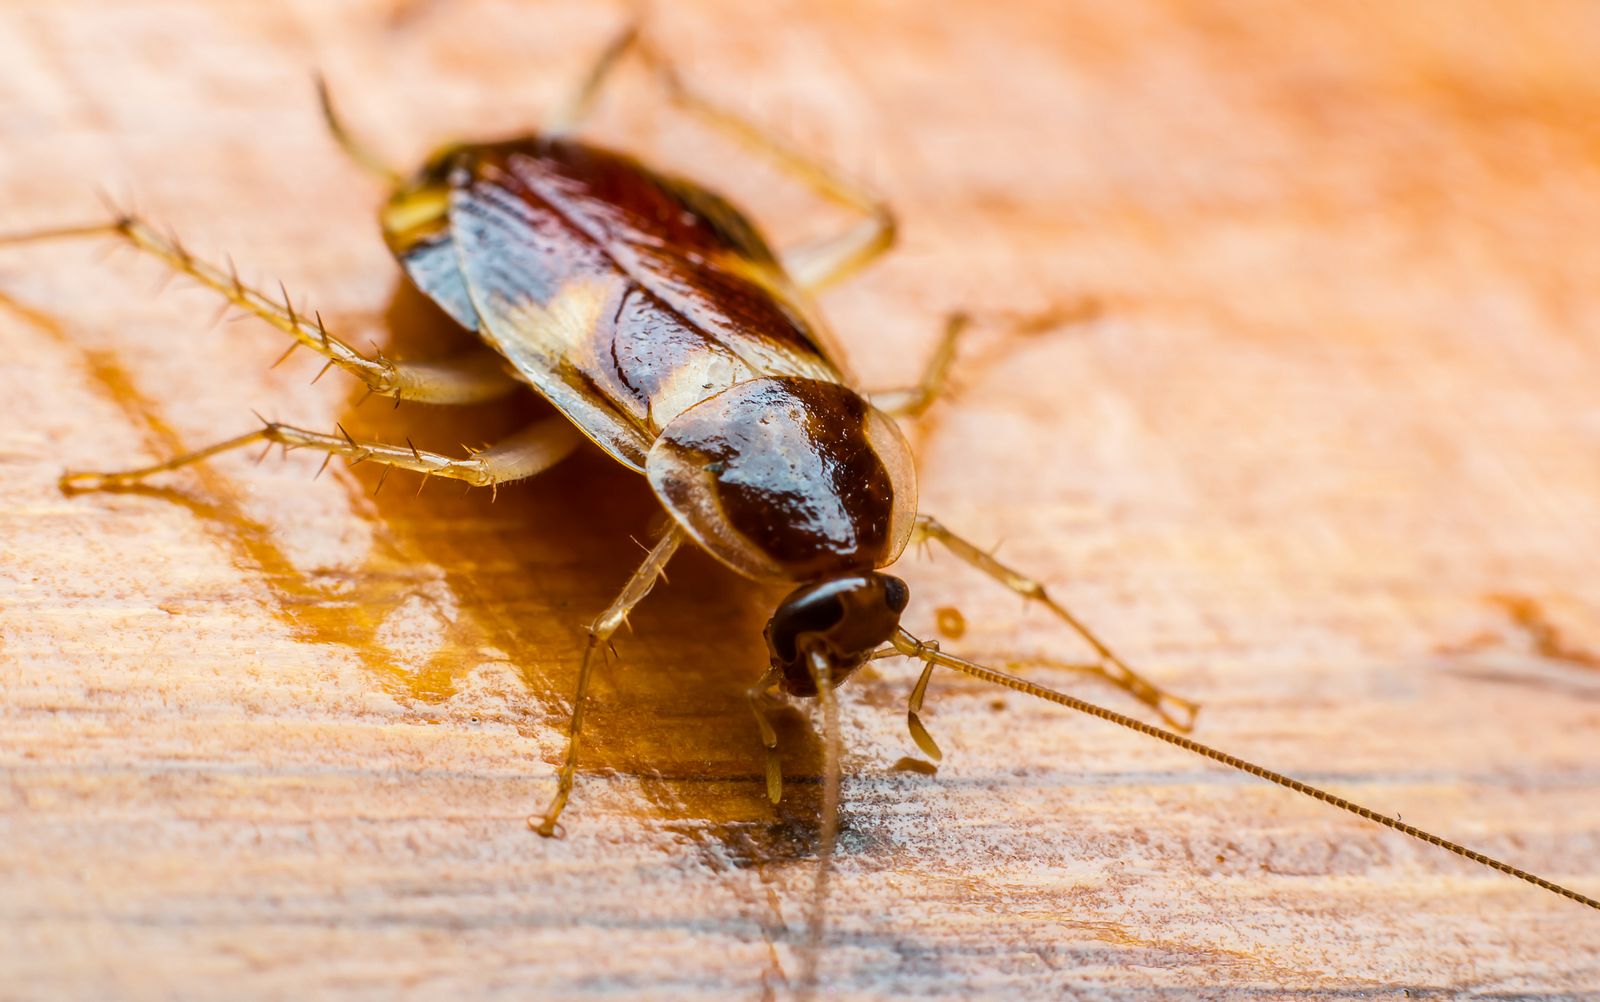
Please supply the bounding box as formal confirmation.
[763,572,910,697]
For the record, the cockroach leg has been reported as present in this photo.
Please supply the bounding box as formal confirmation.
[905,651,1113,761]
[888,628,1600,913]
[906,652,944,763]
[797,648,841,998]
[0,215,522,405]
[869,311,970,418]
[912,514,1201,731]
[546,19,643,136]
[60,416,581,493]
[619,35,897,294]
[532,526,684,837]
[746,668,784,803]
[871,302,1104,418]
[542,20,896,291]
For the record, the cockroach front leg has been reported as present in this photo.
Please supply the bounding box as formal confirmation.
[912,514,1200,732]
[747,668,784,804]
[863,642,949,761]
[61,416,581,495]
[0,214,522,405]
[532,526,683,837]
[891,639,1104,762]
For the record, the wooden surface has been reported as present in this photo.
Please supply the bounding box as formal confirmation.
[4,1,1600,998]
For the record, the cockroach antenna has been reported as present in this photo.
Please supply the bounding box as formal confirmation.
[788,627,1598,998]
[884,628,1600,911]
[313,70,403,185]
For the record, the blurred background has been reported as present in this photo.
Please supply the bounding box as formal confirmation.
[2,1,1598,998]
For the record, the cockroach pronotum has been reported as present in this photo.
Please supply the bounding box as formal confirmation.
[4,18,1594,995]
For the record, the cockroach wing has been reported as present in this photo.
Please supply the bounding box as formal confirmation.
[478,141,846,384]
[448,164,655,470]
[444,139,848,473]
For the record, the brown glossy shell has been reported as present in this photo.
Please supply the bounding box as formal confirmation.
[381,137,850,472]
[646,377,917,582]
[378,135,916,583]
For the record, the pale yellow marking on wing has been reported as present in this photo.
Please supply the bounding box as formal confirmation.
[647,350,751,431]
[496,274,617,369]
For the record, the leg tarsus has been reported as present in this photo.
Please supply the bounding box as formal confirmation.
[531,632,602,838]
[639,40,897,292]
[551,20,896,293]
[870,312,970,419]
[60,429,268,493]
[546,19,643,135]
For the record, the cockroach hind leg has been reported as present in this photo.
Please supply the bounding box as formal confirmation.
[0,212,521,406]
[530,527,684,836]
[913,513,1201,731]
[543,12,897,296]
[888,627,1600,912]
[60,428,270,493]
[61,416,582,495]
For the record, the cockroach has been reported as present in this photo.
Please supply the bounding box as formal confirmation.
[4,18,1595,993]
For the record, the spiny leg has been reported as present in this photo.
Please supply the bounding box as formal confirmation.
[913,514,1200,731]
[533,526,684,836]
[60,416,581,493]
[0,213,522,405]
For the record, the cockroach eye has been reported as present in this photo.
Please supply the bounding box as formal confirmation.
[764,573,909,696]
